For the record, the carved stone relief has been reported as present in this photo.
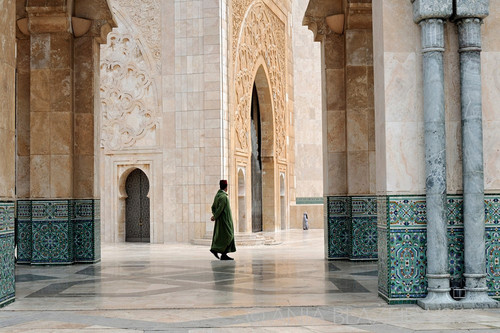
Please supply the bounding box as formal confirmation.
[100,2,160,151]
[232,0,287,159]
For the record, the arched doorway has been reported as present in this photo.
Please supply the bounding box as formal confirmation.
[238,169,247,233]
[280,173,286,230]
[125,169,150,242]
[251,83,263,232]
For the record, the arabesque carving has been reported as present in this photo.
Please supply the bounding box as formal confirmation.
[100,27,159,151]
[109,0,161,73]
[233,1,287,159]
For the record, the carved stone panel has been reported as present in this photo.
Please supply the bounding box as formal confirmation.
[232,0,287,159]
[100,1,160,152]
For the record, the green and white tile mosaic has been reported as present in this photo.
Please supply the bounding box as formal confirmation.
[378,194,500,304]
[327,196,378,260]
[15,199,101,265]
[0,201,15,308]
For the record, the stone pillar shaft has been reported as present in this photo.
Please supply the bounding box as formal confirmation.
[417,19,456,309]
[29,19,74,198]
[457,17,497,307]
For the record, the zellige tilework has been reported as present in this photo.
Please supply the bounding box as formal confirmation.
[0,201,15,308]
[378,194,500,304]
[15,199,101,265]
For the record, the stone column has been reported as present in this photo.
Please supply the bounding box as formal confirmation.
[412,0,457,309]
[454,0,499,308]
[0,0,16,308]
[15,0,115,264]
[27,3,74,199]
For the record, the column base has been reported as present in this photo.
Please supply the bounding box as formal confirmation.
[460,292,500,308]
[417,292,460,310]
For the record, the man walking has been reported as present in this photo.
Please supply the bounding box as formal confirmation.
[210,180,236,260]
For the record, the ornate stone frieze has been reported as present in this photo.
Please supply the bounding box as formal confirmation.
[109,0,161,73]
[100,26,159,151]
[233,1,287,159]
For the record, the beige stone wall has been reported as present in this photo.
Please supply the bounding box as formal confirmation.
[100,0,228,243]
[483,4,500,193]
[289,204,323,229]
[0,0,15,200]
[373,1,425,195]
[373,1,500,195]
[292,0,323,199]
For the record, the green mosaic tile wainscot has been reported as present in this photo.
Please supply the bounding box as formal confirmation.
[0,201,15,308]
[15,199,101,265]
[327,196,378,260]
[378,195,500,304]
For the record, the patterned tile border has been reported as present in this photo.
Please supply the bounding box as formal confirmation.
[0,201,15,308]
[378,194,500,304]
[296,197,324,205]
[327,196,378,260]
[15,199,101,265]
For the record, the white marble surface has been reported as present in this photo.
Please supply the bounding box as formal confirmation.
[1,230,500,331]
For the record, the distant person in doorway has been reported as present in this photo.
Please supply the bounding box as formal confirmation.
[303,212,309,230]
[210,180,236,260]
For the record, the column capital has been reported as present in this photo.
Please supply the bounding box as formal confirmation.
[457,18,483,51]
[411,0,453,24]
[419,19,446,52]
[453,0,489,20]
[303,16,335,42]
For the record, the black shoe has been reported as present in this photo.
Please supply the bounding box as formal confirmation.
[210,249,220,259]
[220,254,234,261]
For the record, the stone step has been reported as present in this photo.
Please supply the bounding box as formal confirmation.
[191,232,280,246]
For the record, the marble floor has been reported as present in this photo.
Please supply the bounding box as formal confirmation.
[1,229,500,332]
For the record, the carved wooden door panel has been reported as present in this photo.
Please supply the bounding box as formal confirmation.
[125,169,150,242]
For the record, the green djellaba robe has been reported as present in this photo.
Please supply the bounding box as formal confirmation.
[210,189,236,253]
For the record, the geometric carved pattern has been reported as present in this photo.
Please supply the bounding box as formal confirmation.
[15,200,101,265]
[379,194,500,304]
[100,10,159,151]
[232,1,287,159]
[0,202,15,308]
[327,196,378,260]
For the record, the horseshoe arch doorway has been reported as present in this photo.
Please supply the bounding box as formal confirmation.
[125,169,150,242]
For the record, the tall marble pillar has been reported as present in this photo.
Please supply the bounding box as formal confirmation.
[0,0,16,308]
[412,0,457,309]
[27,4,74,199]
[15,0,115,264]
[454,0,499,308]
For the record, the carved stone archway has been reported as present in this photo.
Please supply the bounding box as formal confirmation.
[232,1,287,159]
[231,0,288,232]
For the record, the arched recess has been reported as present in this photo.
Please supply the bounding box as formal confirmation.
[237,168,246,233]
[252,64,277,232]
[124,169,150,242]
[280,173,286,230]
[231,0,288,233]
